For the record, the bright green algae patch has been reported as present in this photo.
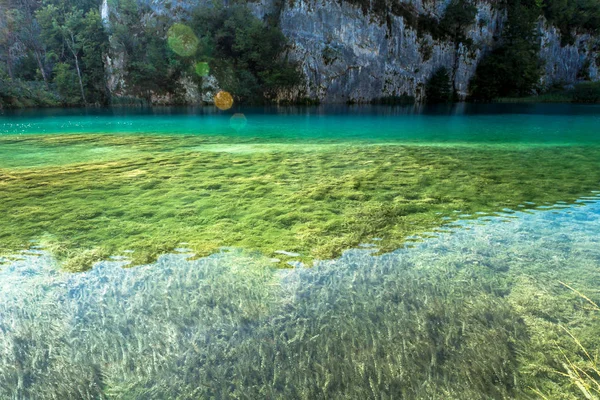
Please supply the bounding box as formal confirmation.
[1,134,600,271]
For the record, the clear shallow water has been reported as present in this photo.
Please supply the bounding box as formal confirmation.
[1,105,600,398]
[1,104,600,146]
[1,195,599,398]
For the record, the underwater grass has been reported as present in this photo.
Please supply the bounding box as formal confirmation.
[1,197,599,398]
[520,283,600,399]
[1,134,600,270]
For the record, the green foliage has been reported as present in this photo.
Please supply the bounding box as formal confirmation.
[110,0,182,102]
[469,0,598,101]
[53,62,82,104]
[0,0,597,107]
[370,93,415,105]
[167,23,199,57]
[322,45,340,65]
[498,81,600,103]
[0,74,60,108]
[189,4,301,103]
[438,0,478,44]
[0,8,23,80]
[469,0,542,101]
[543,0,600,45]
[425,67,453,103]
[35,0,108,105]
[344,0,477,45]
[571,82,600,103]
[0,0,107,107]
[577,59,592,80]
[104,1,301,104]
[468,46,541,101]
[1,0,298,107]
[80,9,108,104]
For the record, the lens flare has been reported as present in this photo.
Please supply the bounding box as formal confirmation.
[215,91,234,111]
[167,24,199,57]
[195,62,210,77]
[229,113,247,131]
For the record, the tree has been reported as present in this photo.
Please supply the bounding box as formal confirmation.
[111,1,181,102]
[0,8,23,80]
[543,0,600,45]
[440,0,478,44]
[8,0,50,85]
[36,2,108,105]
[54,62,80,104]
[189,3,301,103]
[425,67,453,103]
[37,5,87,103]
[80,9,108,104]
[439,0,477,95]
[469,0,542,100]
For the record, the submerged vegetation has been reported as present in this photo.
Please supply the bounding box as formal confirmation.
[553,282,600,399]
[1,195,599,398]
[1,134,600,271]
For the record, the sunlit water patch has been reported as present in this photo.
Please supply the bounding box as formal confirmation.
[1,196,599,398]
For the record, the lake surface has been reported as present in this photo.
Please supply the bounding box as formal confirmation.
[0,104,599,398]
[2,103,600,144]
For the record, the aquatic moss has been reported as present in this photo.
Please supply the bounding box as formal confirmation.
[1,134,600,270]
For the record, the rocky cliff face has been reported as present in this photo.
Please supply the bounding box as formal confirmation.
[103,0,600,103]
[539,22,599,86]
[274,0,500,102]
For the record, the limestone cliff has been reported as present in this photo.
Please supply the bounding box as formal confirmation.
[103,0,600,103]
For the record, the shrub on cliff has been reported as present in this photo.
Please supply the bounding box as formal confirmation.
[571,82,600,103]
[109,0,183,103]
[439,0,477,45]
[0,70,60,108]
[189,4,302,104]
[543,0,600,45]
[425,67,453,103]
[468,0,542,101]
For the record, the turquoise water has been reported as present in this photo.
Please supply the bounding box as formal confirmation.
[1,105,600,398]
[2,104,600,145]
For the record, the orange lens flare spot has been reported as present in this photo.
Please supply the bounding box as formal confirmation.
[215,91,234,111]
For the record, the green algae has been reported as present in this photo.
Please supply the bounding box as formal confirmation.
[1,133,600,271]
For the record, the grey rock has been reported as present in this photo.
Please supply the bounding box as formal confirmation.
[102,0,599,104]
